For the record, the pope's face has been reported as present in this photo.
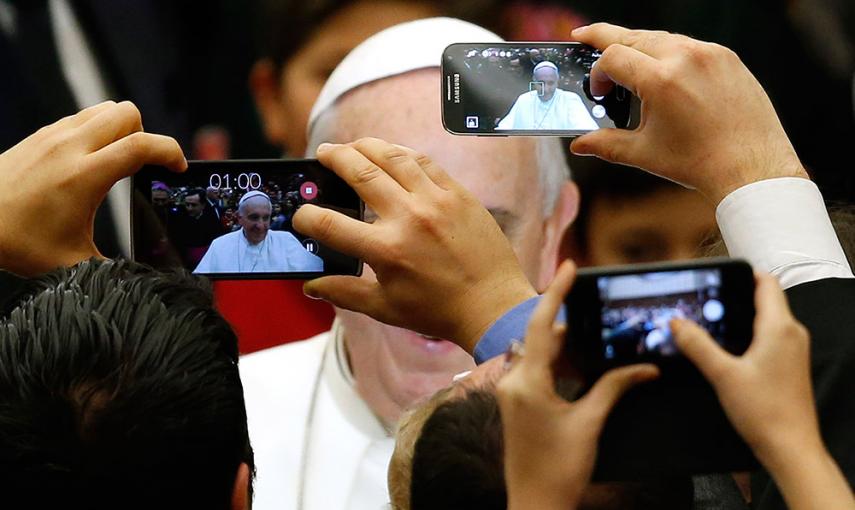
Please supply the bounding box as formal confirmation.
[238,201,272,245]
[329,70,576,421]
[534,67,559,101]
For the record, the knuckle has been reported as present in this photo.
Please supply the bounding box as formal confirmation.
[382,146,410,164]
[351,137,376,151]
[117,100,143,125]
[600,44,622,63]
[412,151,434,168]
[681,40,716,66]
[123,131,148,156]
[352,162,383,186]
[313,209,337,240]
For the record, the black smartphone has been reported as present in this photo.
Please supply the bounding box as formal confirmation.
[442,42,636,136]
[563,258,758,479]
[565,258,755,382]
[132,159,363,279]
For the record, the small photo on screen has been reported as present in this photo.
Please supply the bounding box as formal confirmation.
[597,269,725,360]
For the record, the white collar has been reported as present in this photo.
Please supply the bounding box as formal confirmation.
[322,320,391,440]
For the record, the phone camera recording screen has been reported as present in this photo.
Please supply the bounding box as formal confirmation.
[598,269,725,361]
[133,160,362,279]
[443,43,632,135]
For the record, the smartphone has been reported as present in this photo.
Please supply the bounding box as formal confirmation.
[563,259,758,479]
[132,159,363,279]
[565,258,754,382]
[442,42,636,136]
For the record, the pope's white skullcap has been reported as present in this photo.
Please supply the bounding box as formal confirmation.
[307,17,503,135]
[238,190,271,207]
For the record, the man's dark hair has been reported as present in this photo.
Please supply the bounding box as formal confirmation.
[185,187,207,204]
[566,157,680,259]
[410,389,694,510]
[256,0,506,69]
[0,259,253,509]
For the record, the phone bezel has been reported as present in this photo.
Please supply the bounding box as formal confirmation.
[131,159,364,280]
[441,41,636,137]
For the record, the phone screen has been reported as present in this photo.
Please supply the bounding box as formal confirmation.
[598,269,725,361]
[565,259,754,379]
[442,42,634,136]
[132,160,362,279]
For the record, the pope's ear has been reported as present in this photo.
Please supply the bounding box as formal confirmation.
[537,181,579,291]
[250,59,287,146]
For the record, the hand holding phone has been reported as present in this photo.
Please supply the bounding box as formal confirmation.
[569,24,807,204]
[498,260,659,510]
[442,42,636,137]
[294,138,537,350]
[0,101,185,276]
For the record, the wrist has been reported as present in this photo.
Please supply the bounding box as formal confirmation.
[754,430,826,476]
[705,148,808,205]
[455,275,537,355]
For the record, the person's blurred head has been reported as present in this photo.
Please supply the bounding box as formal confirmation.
[151,182,171,208]
[561,159,717,267]
[152,189,170,208]
[207,186,221,201]
[533,61,560,101]
[238,192,273,245]
[388,357,694,510]
[0,259,253,510]
[251,0,503,156]
[184,188,206,219]
[305,18,579,424]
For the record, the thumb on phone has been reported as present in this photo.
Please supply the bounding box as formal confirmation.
[671,318,735,382]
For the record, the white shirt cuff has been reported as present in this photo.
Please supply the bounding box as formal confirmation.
[716,177,853,289]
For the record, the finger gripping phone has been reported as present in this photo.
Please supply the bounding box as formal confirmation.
[563,258,758,479]
[442,42,637,136]
[565,258,755,382]
[132,159,363,279]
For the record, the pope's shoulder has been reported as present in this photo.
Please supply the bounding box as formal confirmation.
[239,331,330,385]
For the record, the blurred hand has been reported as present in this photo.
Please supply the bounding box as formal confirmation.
[293,137,536,353]
[497,260,659,510]
[0,101,186,276]
[571,23,808,204]
[672,274,855,510]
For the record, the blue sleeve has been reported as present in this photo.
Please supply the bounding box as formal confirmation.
[473,296,567,364]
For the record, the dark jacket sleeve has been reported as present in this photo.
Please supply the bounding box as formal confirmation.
[752,277,855,509]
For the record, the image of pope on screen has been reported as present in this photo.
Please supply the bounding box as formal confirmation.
[193,191,323,273]
[497,61,599,131]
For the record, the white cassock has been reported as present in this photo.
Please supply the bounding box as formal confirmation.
[497,88,600,131]
[194,229,323,273]
[240,321,394,510]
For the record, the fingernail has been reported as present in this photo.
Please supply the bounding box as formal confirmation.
[317,143,333,153]
[572,25,589,35]
[669,319,683,334]
[303,284,322,300]
[452,370,472,382]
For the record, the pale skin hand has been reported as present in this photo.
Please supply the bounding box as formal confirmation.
[672,274,855,510]
[570,23,808,204]
[0,101,187,276]
[292,137,536,354]
[498,260,660,510]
